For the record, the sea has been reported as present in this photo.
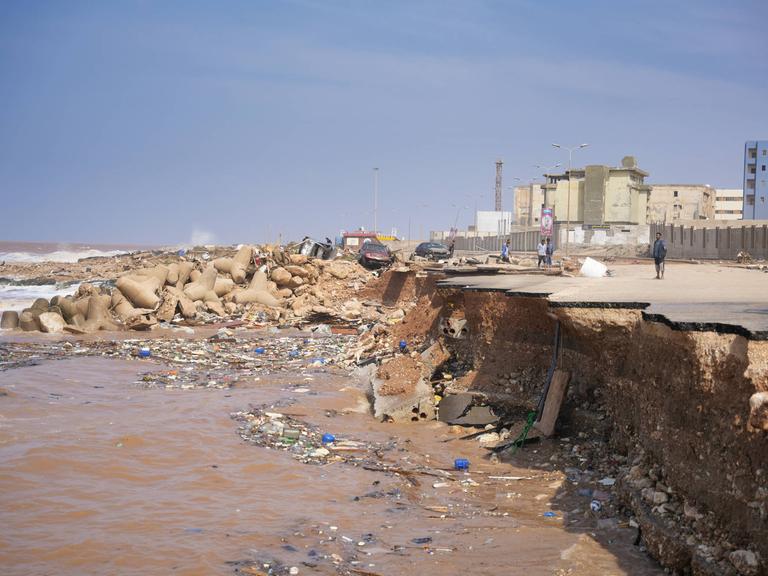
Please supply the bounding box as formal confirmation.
[0,240,146,312]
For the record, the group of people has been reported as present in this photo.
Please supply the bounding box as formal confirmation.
[497,231,669,278]
[500,237,554,268]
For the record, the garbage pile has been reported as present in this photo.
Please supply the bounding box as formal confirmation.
[0,244,378,334]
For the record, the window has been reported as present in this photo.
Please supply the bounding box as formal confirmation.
[764,149,767,156]
[763,165,766,171]
[673,190,678,197]
[747,194,755,205]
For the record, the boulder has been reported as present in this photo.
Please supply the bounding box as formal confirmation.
[285,265,310,278]
[328,262,349,279]
[37,312,67,334]
[31,298,49,312]
[271,267,292,286]
[749,392,768,431]
[289,254,308,265]
[156,289,179,322]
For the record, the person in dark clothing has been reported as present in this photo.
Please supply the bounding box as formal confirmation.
[652,232,667,279]
[545,238,554,268]
[449,240,455,258]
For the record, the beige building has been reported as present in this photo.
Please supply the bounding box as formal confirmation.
[541,156,651,225]
[714,188,744,220]
[513,184,544,225]
[647,184,715,222]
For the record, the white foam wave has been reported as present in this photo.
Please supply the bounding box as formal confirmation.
[0,249,128,263]
[0,283,81,312]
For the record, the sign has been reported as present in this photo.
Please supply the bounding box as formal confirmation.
[540,208,554,237]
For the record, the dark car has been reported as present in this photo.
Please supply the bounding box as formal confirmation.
[413,242,450,260]
[359,242,393,268]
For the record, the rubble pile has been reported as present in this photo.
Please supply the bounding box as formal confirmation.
[0,245,382,334]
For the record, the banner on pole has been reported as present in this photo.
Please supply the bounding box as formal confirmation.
[540,208,554,237]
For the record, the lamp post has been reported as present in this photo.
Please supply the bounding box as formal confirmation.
[551,144,589,257]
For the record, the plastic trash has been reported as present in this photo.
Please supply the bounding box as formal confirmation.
[288,349,300,358]
[138,347,151,358]
[543,511,557,518]
[399,340,407,352]
[254,347,265,354]
[321,433,336,444]
[590,499,602,512]
[411,537,432,545]
[454,458,470,470]
[579,257,608,278]
[177,248,187,257]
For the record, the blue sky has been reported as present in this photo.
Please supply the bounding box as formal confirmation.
[1,0,766,244]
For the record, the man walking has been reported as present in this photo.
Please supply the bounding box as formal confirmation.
[500,239,510,263]
[652,232,667,279]
[537,238,547,268]
[545,237,554,269]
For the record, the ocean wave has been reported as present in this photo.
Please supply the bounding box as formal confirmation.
[0,281,81,312]
[0,249,128,263]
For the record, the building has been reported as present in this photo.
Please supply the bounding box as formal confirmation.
[473,210,513,234]
[744,141,768,219]
[512,184,544,226]
[647,184,715,222]
[541,156,651,225]
[714,188,744,220]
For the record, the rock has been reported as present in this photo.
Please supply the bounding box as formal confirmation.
[748,392,768,431]
[277,288,293,299]
[652,491,669,505]
[729,549,759,575]
[683,501,703,520]
[289,254,308,265]
[156,289,179,322]
[38,312,67,333]
[286,275,304,289]
[206,300,226,316]
[285,265,310,278]
[477,432,500,447]
[328,262,349,279]
[271,267,292,286]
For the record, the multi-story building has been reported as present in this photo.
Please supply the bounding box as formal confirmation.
[541,156,651,225]
[512,184,544,226]
[715,188,744,220]
[744,141,768,219]
[647,184,715,222]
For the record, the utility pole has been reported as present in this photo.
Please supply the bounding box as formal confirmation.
[495,159,503,211]
[373,167,379,234]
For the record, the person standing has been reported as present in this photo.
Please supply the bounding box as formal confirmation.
[545,237,554,269]
[449,239,455,258]
[537,239,547,268]
[652,232,667,279]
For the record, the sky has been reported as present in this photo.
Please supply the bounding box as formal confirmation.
[1,0,767,245]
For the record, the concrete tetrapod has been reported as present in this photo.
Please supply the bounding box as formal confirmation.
[116,276,162,309]
[184,265,217,301]
[83,294,119,332]
[1,310,19,329]
[111,289,155,321]
[232,269,281,307]
[176,261,194,289]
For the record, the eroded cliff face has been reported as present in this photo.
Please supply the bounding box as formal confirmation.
[374,274,767,575]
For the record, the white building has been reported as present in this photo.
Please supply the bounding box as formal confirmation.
[474,211,514,234]
[715,188,744,220]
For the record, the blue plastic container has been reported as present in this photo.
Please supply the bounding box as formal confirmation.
[138,347,151,358]
[254,347,265,354]
[454,458,470,471]
[399,340,407,352]
[321,433,336,444]
[288,349,300,358]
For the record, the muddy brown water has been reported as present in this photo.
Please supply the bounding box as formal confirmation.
[0,353,663,575]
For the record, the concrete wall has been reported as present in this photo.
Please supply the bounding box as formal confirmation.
[651,220,768,259]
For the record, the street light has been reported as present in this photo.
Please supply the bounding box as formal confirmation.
[551,143,589,258]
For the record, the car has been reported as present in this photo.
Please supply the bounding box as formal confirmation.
[413,242,451,261]
[359,242,393,268]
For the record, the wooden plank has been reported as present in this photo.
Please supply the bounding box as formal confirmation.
[534,370,570,437]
